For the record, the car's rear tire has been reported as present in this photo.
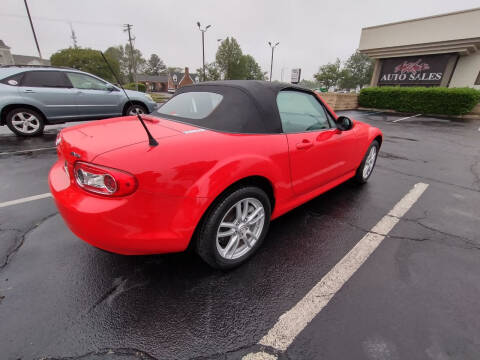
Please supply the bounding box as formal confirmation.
[354,140,379,184]
[125,103,148,116]
[6,107,45,137]
[195,187,271,270]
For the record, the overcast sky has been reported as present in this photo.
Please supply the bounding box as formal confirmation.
[2,0,479,80]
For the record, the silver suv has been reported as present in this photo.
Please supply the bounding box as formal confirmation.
[0,66,158,136]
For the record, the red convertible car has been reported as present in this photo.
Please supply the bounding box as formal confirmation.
[49,81,382,269]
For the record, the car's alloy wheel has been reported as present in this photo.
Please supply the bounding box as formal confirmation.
[127,104,147,115]
[6,108,45,137]
[196,187,271,269]
[362,146,377,179]
[354,140,379,184]
[216,197,265,260]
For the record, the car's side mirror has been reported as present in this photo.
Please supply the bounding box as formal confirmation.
[336,116,353,131]
[106,85,116,92]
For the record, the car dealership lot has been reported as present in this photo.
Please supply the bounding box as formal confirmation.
[1,111,479,359]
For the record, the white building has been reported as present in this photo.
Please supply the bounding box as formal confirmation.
[359,8,480,89]
[0,40,50,66]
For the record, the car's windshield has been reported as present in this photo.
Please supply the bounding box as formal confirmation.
[155,92,223,120]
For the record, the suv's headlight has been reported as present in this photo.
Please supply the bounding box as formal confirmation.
[145,94,153,102]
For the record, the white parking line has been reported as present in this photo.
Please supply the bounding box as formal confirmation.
[392,114,422,123]
[242,352,277,360]
[246,182,429,354]
[0,147,57,156]
[0,193,52,208]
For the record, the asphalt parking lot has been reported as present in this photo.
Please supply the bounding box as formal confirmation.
[1,110,479,360]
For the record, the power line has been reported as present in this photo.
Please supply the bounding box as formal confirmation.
[0,13,122,27]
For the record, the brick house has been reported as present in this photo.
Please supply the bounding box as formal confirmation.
[168,67,200,93]
[136,74,168,92]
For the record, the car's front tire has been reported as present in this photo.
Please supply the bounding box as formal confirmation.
[354,140,379,184]
[125,103,148,116]
[195,187,271,270]
[6,107,45,137]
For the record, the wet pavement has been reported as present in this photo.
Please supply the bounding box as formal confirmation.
[0,111,479,359]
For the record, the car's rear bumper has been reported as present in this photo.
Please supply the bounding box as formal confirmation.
[49,160,208,255]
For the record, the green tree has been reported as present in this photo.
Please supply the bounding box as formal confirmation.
[104,44,146,83]
[216,37,244,80]
[145,54,166,76]
[125,43,146,82]
[314,58,344,90]
[298,79,320,90]
[340,50,374,89]
[241,55,266,80]
[104,46,127,82]
[50,47,120,83]
[197,62,221,81]
[167,66,183,73]
[215,37,265,80]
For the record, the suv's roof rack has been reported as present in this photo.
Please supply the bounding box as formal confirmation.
[0,65,76,70]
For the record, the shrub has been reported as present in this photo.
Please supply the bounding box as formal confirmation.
[124,82,146,93]
[358,87,480,115]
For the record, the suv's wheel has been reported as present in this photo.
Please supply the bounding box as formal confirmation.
[354,140,379,184]
[196,187,271,270]
[125,103,148,116]
[6,108,45,137]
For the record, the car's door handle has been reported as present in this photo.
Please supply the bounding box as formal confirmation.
[23,89,35,93]
[296,139,313,150]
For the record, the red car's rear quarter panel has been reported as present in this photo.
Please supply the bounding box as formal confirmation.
[49,160,211,254]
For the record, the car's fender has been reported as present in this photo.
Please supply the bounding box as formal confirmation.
[0,94,47,124]
[351,120,383,167]
[187,152,290,202]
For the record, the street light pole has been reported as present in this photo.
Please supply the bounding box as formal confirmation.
[24,0,42,59]
[197,22,211,81]
[268,41,279,82]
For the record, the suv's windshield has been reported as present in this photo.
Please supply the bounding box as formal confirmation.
[156,92,223,120]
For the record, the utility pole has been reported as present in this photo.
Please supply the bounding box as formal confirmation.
[268,41,279,82]
[123,24,137,90]
[24,0,42,59]
[197,22,211,81]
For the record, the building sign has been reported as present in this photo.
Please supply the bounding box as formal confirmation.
[379,54,456,86]
[291,68,301,84]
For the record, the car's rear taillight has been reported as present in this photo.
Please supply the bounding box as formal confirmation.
[73,161,137,196]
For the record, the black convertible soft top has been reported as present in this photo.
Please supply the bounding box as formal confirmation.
[157,80,314,134]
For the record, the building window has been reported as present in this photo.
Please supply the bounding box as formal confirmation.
[475,71,480,85]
